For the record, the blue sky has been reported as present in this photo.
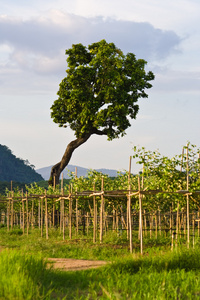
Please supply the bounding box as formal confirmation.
[0,0,199,174]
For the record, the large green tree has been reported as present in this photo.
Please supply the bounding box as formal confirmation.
[49,40,155,185]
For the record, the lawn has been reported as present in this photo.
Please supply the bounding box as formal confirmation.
[0,227,200,299]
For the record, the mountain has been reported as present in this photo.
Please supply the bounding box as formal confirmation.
[36,164,124,180]
[0,144,44,183]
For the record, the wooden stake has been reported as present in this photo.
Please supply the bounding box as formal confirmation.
[7,197,10,232]
[100,177,104,243]
[45,190,48,240]
[69,185,72,240]
[176,201,179,244]
[53,201,55,227]
[93,183,96,243]
[26,192,29,235]
[11,192,14,230]
[128,156,133,253]
[38,199,41,229]
[186,144,190,248]
[138,176,143,255]
[41,197,43,237]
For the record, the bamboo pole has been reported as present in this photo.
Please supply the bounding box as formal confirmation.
[144,209,147,236]
[100,177,104,243]
[176,201,179,244]
[186,144,190,248]
[138,176,143,254]
[45,190,48,239]
[26,192,29,235]
[7,197,10,232]
[192,211,195,248]
[170,207,172,236]
[69,185,72,240]
[41,197,43,237]
[31,200,34,228]
[38,199,41,229]
[60,199,62,233]
[53,176,56,191]
[76,193,79,236]
[86,212,89,235]
[11,192,14,230]
[19,207,22,229]
[93,183,96,243]
[128,156,133,253]
[53,201,55,227]
[22,197,25,235]
[61,173,64,192]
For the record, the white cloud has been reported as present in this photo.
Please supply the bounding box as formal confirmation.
[0,10,182,90]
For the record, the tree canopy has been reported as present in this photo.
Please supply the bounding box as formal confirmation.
[49,40,155,185]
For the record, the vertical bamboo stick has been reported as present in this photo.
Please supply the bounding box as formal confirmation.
[62,189,65,241]
[158,207,161,236]
[193,211,195,248]
[144,209,147,237]
[170,207,172,236]
[19,207,22,229]
[53,176,56,191]
[60,199,62,233]
[76,194,78,236]
[38,199,41,229]
[150,213,152,239]
[126,197,129,240]
[53,201,55,227]
[128,156,133,253]
[22,196,25,235]
[41,197,43,237]
[186,144,190,248]
[61,173,64,192]
[116,207,119,233]
[138,176,143,255]
[69,185,72,240]
[86,212,89,236]
[45,190,48,240]
[93,183,96,243]
[31,200,34,229]
[26,192,29,235]
[155,213,158,239]
[7,197,10,232]
[62,199,65,240]
[11,192,14,230]
[100,177,104,243]
[176,201,179,244]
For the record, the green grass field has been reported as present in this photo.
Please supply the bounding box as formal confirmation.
[0,228,200,299]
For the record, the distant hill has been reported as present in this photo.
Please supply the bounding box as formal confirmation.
[0,145,44,183]
[36,164,124,180]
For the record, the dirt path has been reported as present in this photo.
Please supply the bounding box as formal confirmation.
[47,258,108,271]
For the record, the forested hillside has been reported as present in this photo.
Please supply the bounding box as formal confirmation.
[0,145,43,183]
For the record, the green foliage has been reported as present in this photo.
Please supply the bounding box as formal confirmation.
[51,39,154,140]
[0,144,43,183]
[133,143,200,211]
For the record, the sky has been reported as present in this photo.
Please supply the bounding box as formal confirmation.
[0,0,200,175]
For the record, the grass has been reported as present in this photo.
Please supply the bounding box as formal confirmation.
[0,228,200,299]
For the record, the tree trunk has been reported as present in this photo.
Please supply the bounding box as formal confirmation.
[48,133,91,186]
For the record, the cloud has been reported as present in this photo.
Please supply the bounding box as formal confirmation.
[153,68,200,93]
[0,10,182,75]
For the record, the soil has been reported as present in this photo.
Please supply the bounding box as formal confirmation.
[47,258,108,271]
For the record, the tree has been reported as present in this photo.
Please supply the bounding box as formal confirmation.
[49,40,155,185]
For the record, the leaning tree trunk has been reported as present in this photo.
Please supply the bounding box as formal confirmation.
[48,133,91,186]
